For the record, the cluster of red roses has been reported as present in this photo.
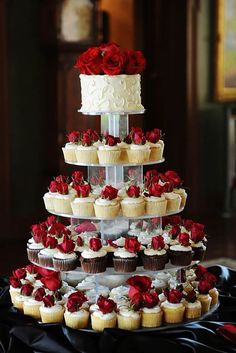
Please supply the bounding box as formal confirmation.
[9,264,62,307]
[124,127,162,145]
[74,42,146,76]
[67,129,100,147]
[48,171,91,197]
[144,169,183,197]
[195,265,217,295]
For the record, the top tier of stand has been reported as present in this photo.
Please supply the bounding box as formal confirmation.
[78,110,145,116]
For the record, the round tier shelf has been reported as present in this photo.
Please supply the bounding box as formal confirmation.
[47,206,184,220]
[65,158,165,167]
[78,109,145,115]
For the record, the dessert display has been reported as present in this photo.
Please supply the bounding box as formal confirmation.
[10,42,217,332]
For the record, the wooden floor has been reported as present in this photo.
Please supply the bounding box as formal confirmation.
[1,215,236,277]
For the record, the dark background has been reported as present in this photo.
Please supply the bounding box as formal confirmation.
[0,0,235,275]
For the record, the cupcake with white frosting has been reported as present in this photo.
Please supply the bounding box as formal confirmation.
[183,290,201,319]
[62,130,80,163]
[27,224,47,264]
[39,294,64,323]
[23,287,46,320]
[121,185,145,217]
[141,291,163,328]
[126,128,150,163]
[64,291,89,329]
[145,182,167,216]
[190,222,206,261]
[142,235,168,271]
[38,236,58,268]
[197,280,212,314]
[14,283,34,311]
[80,238,107,273]
[91,295,117,331]
[169,233,193,266]
[97,135,121,164]
[71,183,95,217]
[75,130,99,164]
[43,180,58,211]
[53,179,75,215]
[146,128,164,161]
[53,235,77,271]
[161,181,181,213]
[94,185,120,219]
[113,237,140,272]
[161,288,185,324]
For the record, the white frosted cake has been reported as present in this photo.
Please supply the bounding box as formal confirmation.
[80,74,144,113]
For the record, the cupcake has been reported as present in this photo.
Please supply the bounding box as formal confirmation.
[53,235,77,271]
[142,235,168,271]
[75,130,99,164]
[190,222,206,261]
[94,185,120,219]
[53,181,75,215]
[23,287,46,320]
[14,283,34,311]
[161,289,185,324]
[163,170,186,209]
[62,130,80,163]
[113,237,140,272]
[126,128,150,163]
[9,275,23,305]
[183,290,201,319]
[162,183,181,213]
[91,295,117,331]
[27,226,47,264]
[64,291,89,329]
[71,184,95,217]
[145,183,167,216]
[173,188,188,208]
[141,292,163,328]
[200,271,218,306]
[38,236,58,268]
[97,135,121,164]
[117,305,141,330]
[146,128,164,161]
[80,238,107,273]
[43,180,58,211]
[74,235,87,266]
[197,280,212,314]
[169,233,193,266]
[39,294,64,323]
[121,185,145,217]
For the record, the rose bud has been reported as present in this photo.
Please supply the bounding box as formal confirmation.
[33,229,47,244]
[43,236,58,249]
[40,277,61,292]
[126,275,152,292]
[107,239,118,248]
[81,132,92,146]
[165,170,182,187]
[127,185,140,198]
[9,276,22,288]
[194,265,207,281]
[72,170,84,182]
[151,235,165,250]
[198,280,212,294]
[133,132,146,145]
[146,129,161,143]
[68,130,80,143]
[169,225,181,239]
[49,180,58,193]
[125,237,141,253]
[148,183,164,197]
[124,133,132,144]
[164,288,183,303]
[67,297,80,313]
[25,264,38,274]
[101,49,126,75]
[169,215,182,225]
[57,182,69,195]
[130,292,143,310]
[124,49,146,74]
[105,135,121,146]
[43,294,55,307]
[49,223,69,238]
[34,287,46,301]
[75,184,91,198]
[89,238,102,252]
[55,175,67,184]
[183,219,194,230]
[76,236,84,247]
[97,295,117,314]
[178,232,190,247]
[37,267,59,278]
[21,284,34,296]
[191,222,205,242]
[142,291,159,308]
[57,235,75,254]
[68,290,87,303]
[202,272,217,287]
[46,216,57,227]
[185,290,197,303]
[12,268,26,280]
[74,47,103,75]
[101,185,118,200]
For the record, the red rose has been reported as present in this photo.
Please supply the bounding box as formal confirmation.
[125,237,141,253]
[178,232,190,246]
[75,221,96,234]
[72,171,84,183]
[217,324,236,345]
[89,238,102,251]
[133,132,146,145]
[191,223,205,243]
[169,215,182,225]
[142,291,159,308]
[164,288,183,303]
[202,272,216,287]
[198,280,212,294]
[165,170,182,187]
[169,225,181,239]
[127,185,140,198]
[12,268,26,280]
[194,265,207,281]
[21,284,34,296]
[148,183,164,197]
[86,129,100,142]
[56,182,69,195]
[48,180,58,193]
[68,131,80,143]
[67,291,87,312]
[25,264,38,274]
[105,135,121,146]
[101,185,118,200]
[100,42,120,54]
[146,129,161,143]
[57,235,75,254]
[68,290,87,303]
[106,239,118,248]
[48,223,70,238]
[130,292,143,310]
[162,181,174,193]
[37,267,59,278]
[76,236,84,247]
[43,236,58,249]
[126,275,152,293]
[124,133,132,144]
[46,216,57,227]
[55,175,67,184]
[97,295,117,314]
[41,277,61,291]
[33,229,47,244]
[124,50,146,74]
[43,294,55,307]
[183,219,194,230]
[75,47,102,75]
[101,50,125,75]
[185,290,197,303]
[151,235,165,250]
[34,287,46,301]
[9,276,21,288]
[81,132,92,146]
[74,184,91,198]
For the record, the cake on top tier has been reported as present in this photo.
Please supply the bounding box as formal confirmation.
[74,42,146,113]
